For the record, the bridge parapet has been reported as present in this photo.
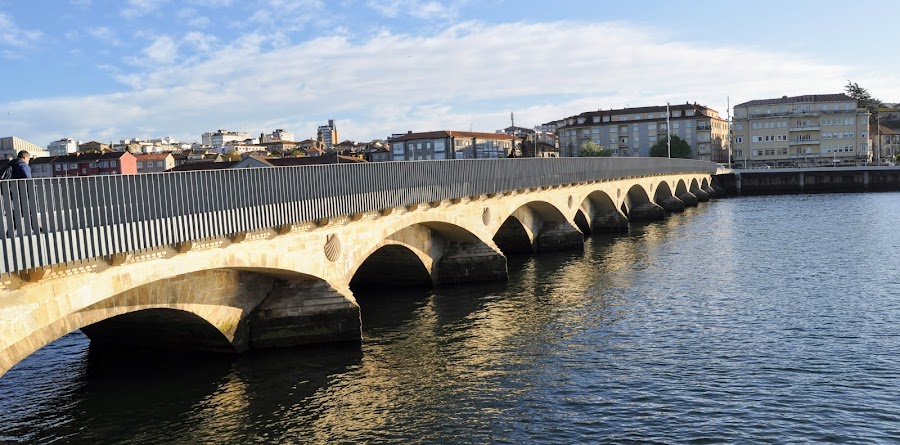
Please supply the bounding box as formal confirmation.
[1,158,715,277]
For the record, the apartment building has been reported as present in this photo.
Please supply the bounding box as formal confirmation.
[32,152,137,177]
[202,130,250,148]
[387,131,514,161]
[731,94,871,167]
[0,136,50,160]
[872,119,900,163]
[556,103,729,162]
[135,153,175,173]
[47,138,80,156]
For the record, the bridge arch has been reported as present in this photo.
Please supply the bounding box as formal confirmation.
[493,201,583,254]
[352,221,507,288]
[623,184,666,221]
[2,267,353,375]
[653,181,685,213]
[689,178,710,202]
[580,190,628,233]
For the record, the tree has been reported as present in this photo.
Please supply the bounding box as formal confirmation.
[649,135,692,159]
[578,141,611,157]
[845,80,882,124]
[222,149,241,162]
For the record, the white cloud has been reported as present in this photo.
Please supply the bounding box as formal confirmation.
[178,8,211,28]
[184,32,217,53]
[142,36,178,63]
[2,20,894,146]
[0,12,42,49]
[367,0,458,19]
[121,0,168,18]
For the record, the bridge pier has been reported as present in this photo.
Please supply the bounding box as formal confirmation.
[702,185,717,198]
[536,222,584,252]
[435,242,508,284]
[591,209,629,233]
[656,195,686,213]
[691,187,710,202]
[676,191,699,207]
[628,202,666,221]
[248,280,361,349]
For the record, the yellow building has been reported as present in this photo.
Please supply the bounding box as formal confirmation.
[731,94,871,167]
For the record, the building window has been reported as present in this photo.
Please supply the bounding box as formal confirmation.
[603,116,610,122]
[592,117,600,123]
[734,137,743,144]
[686,109,695,116]
[137,162,143,168]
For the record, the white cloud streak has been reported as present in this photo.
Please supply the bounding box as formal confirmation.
[0,12,42,50]
[1,20,891,146]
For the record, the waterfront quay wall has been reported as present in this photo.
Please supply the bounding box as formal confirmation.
[715,167,900,195]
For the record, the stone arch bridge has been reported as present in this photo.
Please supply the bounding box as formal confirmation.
[0,158,717,376]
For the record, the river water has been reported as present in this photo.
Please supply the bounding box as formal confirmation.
[2,192,900,444]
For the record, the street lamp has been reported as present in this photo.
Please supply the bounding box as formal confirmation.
[666,102,671,158]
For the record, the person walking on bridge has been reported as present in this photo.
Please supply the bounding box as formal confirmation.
[7,151,32,179]
[2,151,35,237]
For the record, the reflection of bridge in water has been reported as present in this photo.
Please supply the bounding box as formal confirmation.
[0,158,717,376]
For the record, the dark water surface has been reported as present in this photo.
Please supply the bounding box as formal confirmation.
[2,193,900,444]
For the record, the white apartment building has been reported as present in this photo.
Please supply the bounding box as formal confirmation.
[202,130,250,148]
[731,94,871,167]
[556,103,729,161]
[47,138,80,156]
[262,129,294,143]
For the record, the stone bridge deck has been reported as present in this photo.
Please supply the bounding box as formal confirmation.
[0,158,717,376]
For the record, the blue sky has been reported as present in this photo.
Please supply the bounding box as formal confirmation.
[1,0,898,146]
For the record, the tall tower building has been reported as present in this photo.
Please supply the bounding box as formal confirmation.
[317,119,339,151]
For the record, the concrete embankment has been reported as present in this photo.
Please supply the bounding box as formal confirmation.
[715,167,900,195]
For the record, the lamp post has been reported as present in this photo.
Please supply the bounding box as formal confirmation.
[666,102,671,158]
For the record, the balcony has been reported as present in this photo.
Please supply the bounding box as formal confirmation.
[696,125,711,131]
[789,126,820,131]
[748,112,791,118]
[789,140,820,146]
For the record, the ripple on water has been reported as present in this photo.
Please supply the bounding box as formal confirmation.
[2,193,900,443]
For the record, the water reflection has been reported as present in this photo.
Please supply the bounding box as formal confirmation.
[4,193,900,443]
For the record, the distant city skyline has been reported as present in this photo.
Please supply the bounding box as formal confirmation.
[1,0,898,147]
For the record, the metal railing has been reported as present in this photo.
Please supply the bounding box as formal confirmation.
[0,157,715,275]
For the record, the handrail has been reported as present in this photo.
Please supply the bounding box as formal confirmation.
[0,157,716,275]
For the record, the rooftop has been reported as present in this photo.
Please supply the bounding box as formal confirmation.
[388,131,515,142]
[735,94,856,107]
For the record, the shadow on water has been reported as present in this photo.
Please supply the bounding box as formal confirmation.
[0,330,366,444]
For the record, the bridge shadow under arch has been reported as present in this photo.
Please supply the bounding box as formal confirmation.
[81,308,236,354]
[350,244,433,291]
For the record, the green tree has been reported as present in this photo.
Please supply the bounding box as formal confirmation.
[845,80,882,124]
[222,149,241,162]
[578,141,611,157]
[649,135,692,159]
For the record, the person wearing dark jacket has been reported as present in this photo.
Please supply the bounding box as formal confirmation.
[9,151,32,179]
